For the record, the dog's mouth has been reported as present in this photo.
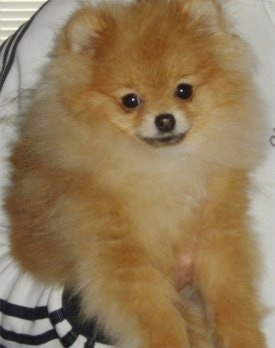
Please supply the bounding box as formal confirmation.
[138,133,186,146]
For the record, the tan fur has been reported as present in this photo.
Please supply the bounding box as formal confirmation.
[5,0,266,347]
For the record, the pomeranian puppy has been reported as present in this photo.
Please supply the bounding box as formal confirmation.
[5,0,267,347]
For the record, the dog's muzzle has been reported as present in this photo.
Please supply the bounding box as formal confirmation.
[138,113,187,146]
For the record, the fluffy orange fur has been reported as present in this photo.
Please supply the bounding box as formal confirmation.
[6,0,267,347]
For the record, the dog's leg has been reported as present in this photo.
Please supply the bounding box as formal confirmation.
[71,236,191,348]
[193,226,266,348]
[179,287,215,348]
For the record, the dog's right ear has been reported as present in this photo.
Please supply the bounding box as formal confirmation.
[56,6,107,56]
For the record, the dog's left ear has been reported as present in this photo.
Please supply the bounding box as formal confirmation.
[137,0,226,34]
[180,0,226,34]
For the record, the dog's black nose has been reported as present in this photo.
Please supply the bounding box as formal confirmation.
[155,113,176,132]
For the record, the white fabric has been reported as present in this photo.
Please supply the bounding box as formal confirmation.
[0,0,274,347]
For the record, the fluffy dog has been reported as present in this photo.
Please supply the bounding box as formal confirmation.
[6,0,267,347]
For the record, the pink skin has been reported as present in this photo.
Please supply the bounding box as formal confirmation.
[174,233,199,291]
[174,251,194,291]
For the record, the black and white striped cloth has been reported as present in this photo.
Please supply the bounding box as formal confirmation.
[0,0,50,92]
[0,245,112,347]
[1,0,275,347]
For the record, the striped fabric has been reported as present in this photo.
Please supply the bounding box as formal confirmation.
[0,246,112,348]
[0,299,74,346]
[0,298,110,347]
[0,0,50,91]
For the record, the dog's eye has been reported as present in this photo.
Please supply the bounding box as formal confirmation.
[175,84,193,100]
[121,94,142,109]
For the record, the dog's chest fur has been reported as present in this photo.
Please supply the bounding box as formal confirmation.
[106,158,206,269]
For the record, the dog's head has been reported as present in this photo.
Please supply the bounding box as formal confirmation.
[44,0,262,169]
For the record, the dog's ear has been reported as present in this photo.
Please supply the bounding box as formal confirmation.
[180,0,226,33]
[56,6,107,55]
[137,0,226,33]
